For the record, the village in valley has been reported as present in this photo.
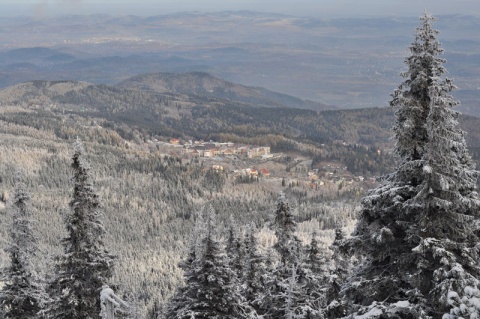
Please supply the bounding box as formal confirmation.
[149,137,378,192]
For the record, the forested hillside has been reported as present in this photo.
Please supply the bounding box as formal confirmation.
[1,15,480,317]
[117,72,332,111]
[1,77,480,172]
[0,115,358,316]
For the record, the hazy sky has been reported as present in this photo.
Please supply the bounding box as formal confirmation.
[2,0,480,18]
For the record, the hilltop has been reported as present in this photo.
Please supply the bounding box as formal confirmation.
[117,72,332,110]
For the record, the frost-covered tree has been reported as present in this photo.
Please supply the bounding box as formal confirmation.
[391,12,447,163]
[147,300,162,319]
[166,206,257,318]
[0,173,44,319]
[117,292,143,319]
[344,12,480,318]
[305,231,327,278]
[444,286,480,319]
[164,210,205,318]
[325,228,349,319]
[300,232,329,317]
[226,216,246,279]
[46,140,115,319]
[243,224,268,314]
[261,193,324,318]
[410,82,480,316]
[273,193,301,268]
[263,193,300,314]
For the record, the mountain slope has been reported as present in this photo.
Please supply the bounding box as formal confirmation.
[116,72,333,111]
[1,79,479,150]
[1,78,479,316]
[0,80,391,146]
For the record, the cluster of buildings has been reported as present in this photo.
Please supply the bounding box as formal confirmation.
[232,167,270,178]
[286,163,377,190]
[169,139,271,159]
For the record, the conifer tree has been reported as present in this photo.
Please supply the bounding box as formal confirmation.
[147,300,162,319]
[226,216,245,279]
[273,193,301,268]
[325,228,349,319]
[166,206,257,318]
[164,210,205,318]
[243,224,268,314]
[46,140,115,319]
[306,231,329,280]
[344,12,480,318]
[0,173,44,319]
[410,81,480,316]
[262,193,324,318]
[391,12,445,164]
[301,231,329,317]
[266,194,298,318]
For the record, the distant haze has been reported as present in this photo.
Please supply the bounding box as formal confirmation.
[2,0,480,18]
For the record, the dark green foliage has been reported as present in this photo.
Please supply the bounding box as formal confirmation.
[306,232,327,277]
[273,194,300,268]
[202,168,226,192]
[345,14,449,311]
[301,232,329,315]
[146,300,162,319]
[235,174,258,184]
[164,211,204,319]
[312,144,396,176]
[327,229,349,303]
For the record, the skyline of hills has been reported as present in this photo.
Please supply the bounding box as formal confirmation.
[1,72,479,151]
[0,11,478,114]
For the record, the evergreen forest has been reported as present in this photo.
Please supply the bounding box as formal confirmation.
[1,12,480,319]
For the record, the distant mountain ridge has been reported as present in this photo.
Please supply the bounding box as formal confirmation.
[0,13,478,113]
[0,78,479,150]
[0,72,332,113]
[117,72,333,111]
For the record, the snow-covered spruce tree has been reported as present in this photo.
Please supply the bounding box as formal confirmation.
[302,231,329,311]
[444,286,480,318]
[226,215,246,279]
[243,224,268,315]
[164,210,205,318]
[262,193,323,318]
[391,12,446,164]
[306,231,328,279]
[325,228,349,319]
[46,140,115,319]
[412,83,480,316]
[344,12,480,318]
[273,193,301,268]
[166,206,257,318]
[263,193,301,317]
[0,173,45,318]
